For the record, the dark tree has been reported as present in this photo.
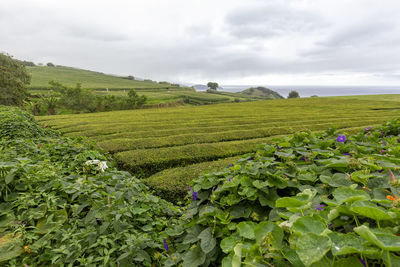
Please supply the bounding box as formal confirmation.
[0,53,31,106]
[207,82,219,90]
[288,90,300,99]
[47,62,55,67]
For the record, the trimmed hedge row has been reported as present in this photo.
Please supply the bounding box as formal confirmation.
[98,121,385,152]
[144,156,242,201]
[115,125,369,178]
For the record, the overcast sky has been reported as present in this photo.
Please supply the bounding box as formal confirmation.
[1,0,400,85]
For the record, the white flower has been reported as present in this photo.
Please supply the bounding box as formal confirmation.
[97,161,108,172]
[84,159,108,172]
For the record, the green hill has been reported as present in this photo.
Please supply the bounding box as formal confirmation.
[241,86,284,99]
[27,65,176,90]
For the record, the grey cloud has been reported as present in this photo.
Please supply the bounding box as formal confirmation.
[225,3,326,39]
[317,20,396,48]
[64,25,129,42]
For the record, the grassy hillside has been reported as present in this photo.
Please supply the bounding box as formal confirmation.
[241,86,284,99]
[37,96,400,199]
[27,66,264,106]
[27,65,172,89]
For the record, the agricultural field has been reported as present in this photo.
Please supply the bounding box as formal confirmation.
[37,96,400,199]
[6,104,400,266]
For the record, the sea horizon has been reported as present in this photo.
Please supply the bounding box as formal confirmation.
[211,85,400,97]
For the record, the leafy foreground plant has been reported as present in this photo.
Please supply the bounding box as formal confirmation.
[0,106,180,266]
[166,120,400,266]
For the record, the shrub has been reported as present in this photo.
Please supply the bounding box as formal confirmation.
[0,106,180,265]
[288,90,300,98]
[0,53,31,106]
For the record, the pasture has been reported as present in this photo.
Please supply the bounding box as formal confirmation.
[37,96,400,198]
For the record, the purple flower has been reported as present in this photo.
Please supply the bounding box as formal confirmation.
[380,149,386,154]
[336,135,347,142]
[189,186,192,192]
[275,145,282,150]
[212,185,217,191]
[342,153,350,156]
[299,156,307,161]
[192,191,198,201]
[316,204,326,211]
[378,169,384,173]
[397,138,400,143]
[228,177,233,182]
[364,127,372,131]
[328,222,333,228]
[228,164,234,167]
[359,258,366,267]
[163,239,168,251]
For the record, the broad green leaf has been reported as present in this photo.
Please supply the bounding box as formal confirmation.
[35,209,68,234]
[221,236,236,253]
[237,221,256,240]
[298,173,317,182]
[328,232,380,256]
[319,173,351,187]
[292,216,326,236]
[350,200,395,221]
[382,251,400,267]
[198,227,216,254]
[0,233,23,262]
[354,225,400,251]
[254,221,283,249]
[4,169,16,184]
[295,233,331,267]
[182,225,202,244]
[282,246,305,267]
[332,187,370,204]
[276,189,316,212]
[333,257,364,267]
[182,245,206,267]
[232,243,242,267]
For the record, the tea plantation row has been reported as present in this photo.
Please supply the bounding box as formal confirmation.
[37,97,400,197]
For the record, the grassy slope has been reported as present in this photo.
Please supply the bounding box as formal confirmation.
[37,96,400,198]
[27,66,170,89]
[27,66,261,105]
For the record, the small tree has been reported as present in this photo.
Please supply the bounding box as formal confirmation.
[288,90,300,99]
[47,62,55,67]
[0,53,31,106]
[207,82,219,90]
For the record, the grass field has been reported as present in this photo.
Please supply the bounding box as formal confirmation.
[27,66,266,105]
[37,96,400,198]
[27,65,172,89]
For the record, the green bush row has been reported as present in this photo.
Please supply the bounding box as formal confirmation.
[115,126,370,178]
[144,156,242,202]
[57,113,391,138]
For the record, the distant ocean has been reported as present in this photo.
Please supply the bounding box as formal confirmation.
[216,85,400,97]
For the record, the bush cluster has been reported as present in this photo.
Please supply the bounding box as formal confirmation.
[165,120,400,266]
[0,107,179,266]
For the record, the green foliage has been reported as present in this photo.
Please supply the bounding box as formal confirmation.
[207,82,219,90]
[241,86,284,99]
[165,119,400,266]
[0,106,52,139]
[0,53,31,106]
[46,62,55,67]
[288,90,300,98]
[0,107,180,265]
[144,157,241,202]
